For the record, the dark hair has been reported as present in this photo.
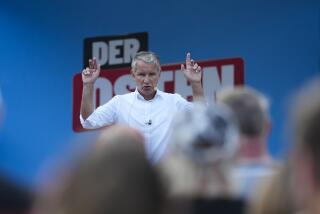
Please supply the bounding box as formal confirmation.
[0,175,34,213]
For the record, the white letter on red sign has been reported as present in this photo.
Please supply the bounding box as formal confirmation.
[114,74,136,95]
[202,65,235,103]
[93,77,112,108]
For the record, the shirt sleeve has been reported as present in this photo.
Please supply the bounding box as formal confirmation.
[174,93,194,112]
[80,95,119,129]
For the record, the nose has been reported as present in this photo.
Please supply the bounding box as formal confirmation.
[143,75,151,83]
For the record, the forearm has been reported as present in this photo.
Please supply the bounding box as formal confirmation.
[80,83,94,120]
[191,82,204,101]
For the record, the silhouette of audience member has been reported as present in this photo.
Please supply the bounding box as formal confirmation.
[248,163,294,214]
[288,78,320,213]
[160,103,245,214]
[32,125,165,214]
[0,174,34,214]
[216,86,278,198]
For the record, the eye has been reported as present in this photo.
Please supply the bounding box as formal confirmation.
[149,73,156,77]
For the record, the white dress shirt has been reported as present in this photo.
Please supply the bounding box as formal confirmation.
[80,89,192,162]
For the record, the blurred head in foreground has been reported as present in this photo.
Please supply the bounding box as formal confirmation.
[289,78,320,213]
[248,162,294,214]
[33,125,165,214]
[216,86,271,161]
[160,103,239,198]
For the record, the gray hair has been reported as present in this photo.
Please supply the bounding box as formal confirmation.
[131,51,161,73]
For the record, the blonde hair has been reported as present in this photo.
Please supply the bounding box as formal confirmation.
[217,86,270,137]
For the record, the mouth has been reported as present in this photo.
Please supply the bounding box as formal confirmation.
[142,86,152,90]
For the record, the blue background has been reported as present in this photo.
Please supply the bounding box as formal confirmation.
[0,0,319,186]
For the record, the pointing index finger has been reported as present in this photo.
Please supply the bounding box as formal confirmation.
[89,59,93,69]
[186,52,191,67]
[92,57,97,69]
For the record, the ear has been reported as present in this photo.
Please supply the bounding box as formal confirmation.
[131,69,135,78]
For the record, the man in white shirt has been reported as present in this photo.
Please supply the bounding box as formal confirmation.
[80,51,204,162]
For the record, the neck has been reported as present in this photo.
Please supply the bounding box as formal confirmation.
[237,135,271,163]
[138,89,156,100]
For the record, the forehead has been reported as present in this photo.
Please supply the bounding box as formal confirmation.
[135,60,158,73]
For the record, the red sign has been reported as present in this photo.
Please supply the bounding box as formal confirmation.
[72,58,244,132]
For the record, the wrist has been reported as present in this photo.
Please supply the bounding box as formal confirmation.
[83,82,95,90]
[190,81,202,87]
[83,82,95,86]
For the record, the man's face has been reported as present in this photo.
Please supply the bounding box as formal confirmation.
[132,60,160,100]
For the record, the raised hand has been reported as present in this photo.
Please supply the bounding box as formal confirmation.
[181,52,202,84]
[82,57,101,84]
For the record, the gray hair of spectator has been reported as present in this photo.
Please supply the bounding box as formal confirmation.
[131,51,161,73]
[217,86,270,137]
[290,78,320,184]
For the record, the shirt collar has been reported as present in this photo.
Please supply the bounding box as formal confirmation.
[134,88,164,101]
